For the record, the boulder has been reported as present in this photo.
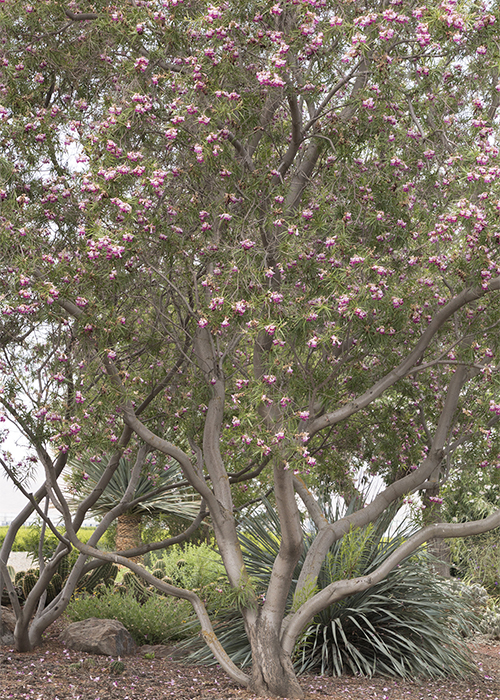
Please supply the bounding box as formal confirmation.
[0,631,14,646]
[0,606,15,646]
[59,618,136,656]
[0,607,16,633]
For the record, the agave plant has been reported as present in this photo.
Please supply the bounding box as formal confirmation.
[67,454,201,553]
[186,499,479,679]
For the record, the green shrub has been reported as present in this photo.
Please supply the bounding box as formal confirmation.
[480,606,500,639]
[67,587,195,644]
[65,542,230,645]
[448,531,500,597]
[145,542,227,590]
[446,581,500,640]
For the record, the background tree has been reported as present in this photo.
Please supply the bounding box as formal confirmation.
[67,452,201,553]
[2,1,500,697]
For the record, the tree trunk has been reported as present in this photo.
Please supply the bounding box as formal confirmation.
[422,486,451,578]
[248,618,303,699]
[116,513,142,562]
[427,535,451,577]
[13,607,34,652]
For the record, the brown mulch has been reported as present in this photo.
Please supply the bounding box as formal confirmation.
[1,620,500,700]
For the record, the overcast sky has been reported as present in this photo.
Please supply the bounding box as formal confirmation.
[0,427,45,525]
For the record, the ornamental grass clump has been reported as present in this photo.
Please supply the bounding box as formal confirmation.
[186,500,479,678]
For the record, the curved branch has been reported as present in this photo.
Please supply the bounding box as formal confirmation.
[293,476,328,531]
[63,534,250,686]
[121,402,218,507]
[282,508,500,654]
[261,461,303,630]
[309,277,500,437]
[65,10,98,21]
[294,359,470,601]
[0,457,71,550]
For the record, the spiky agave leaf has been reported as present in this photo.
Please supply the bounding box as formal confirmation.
[296,559,478,678]
[185,499,478,678]
[67,455,200,521]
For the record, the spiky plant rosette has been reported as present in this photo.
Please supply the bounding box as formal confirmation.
[185,500,479,678]
[66,454,201,521]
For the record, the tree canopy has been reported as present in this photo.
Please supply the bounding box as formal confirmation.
[1,1,500,697]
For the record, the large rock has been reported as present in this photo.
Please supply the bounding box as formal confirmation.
[0,606,15,646]
[0,607,16,633]
[59,618,136,656]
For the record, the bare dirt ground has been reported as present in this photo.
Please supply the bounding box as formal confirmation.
[1,621,500,700]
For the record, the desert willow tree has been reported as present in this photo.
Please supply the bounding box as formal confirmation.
[3,0,500,696]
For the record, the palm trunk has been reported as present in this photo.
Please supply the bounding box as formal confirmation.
[116,513,142,562]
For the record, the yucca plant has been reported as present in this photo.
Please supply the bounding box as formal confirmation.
[185,499,479,678]
[67,455,201,552]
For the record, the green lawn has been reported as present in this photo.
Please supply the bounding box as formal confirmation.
[0,525,96,552]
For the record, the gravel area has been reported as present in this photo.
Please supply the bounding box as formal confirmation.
[1,619,499,700]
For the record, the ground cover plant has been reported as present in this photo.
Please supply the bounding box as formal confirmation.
[3,1,500,697]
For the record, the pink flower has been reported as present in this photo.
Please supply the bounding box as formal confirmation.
[262,374,277,384]
[489,400,500,415]
[256,70,285,87]
[232,300,248,315]
[135,57,149,72]
[349,255,364,265]
[240,238,256,250]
